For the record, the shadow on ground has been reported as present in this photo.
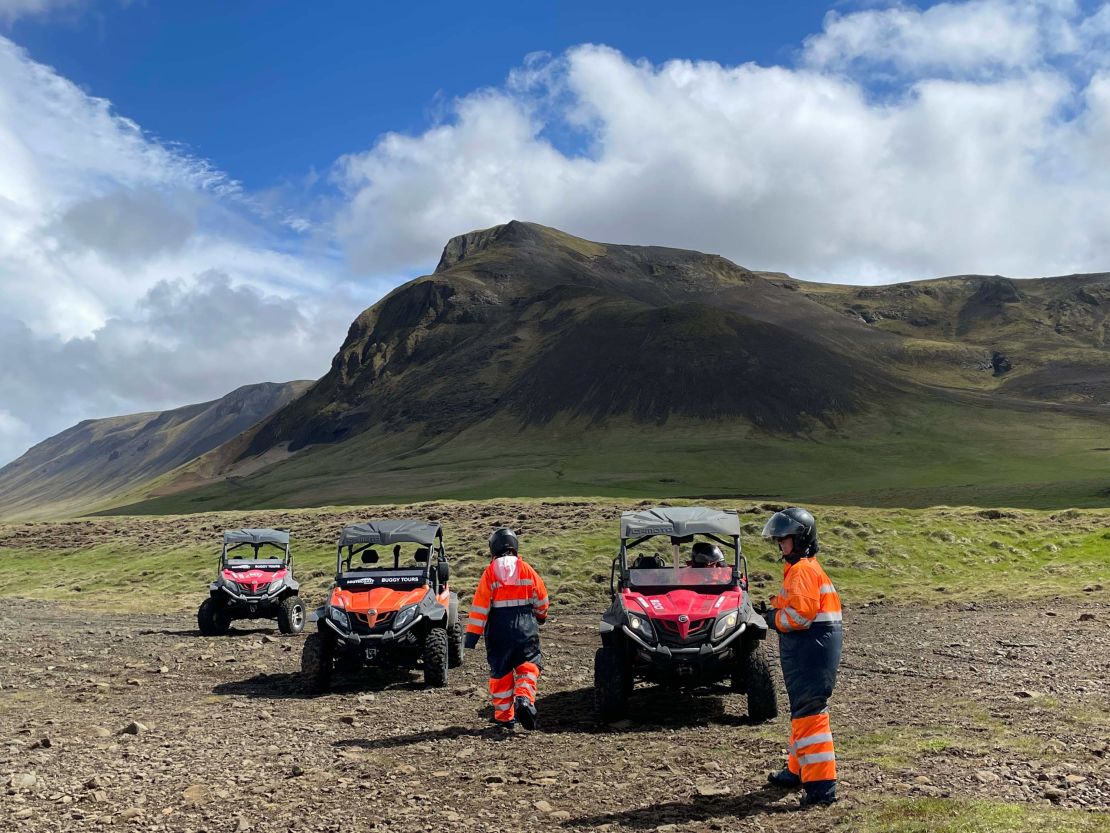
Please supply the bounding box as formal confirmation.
[535,685,759,734]
[212,667,425,699]
[566,784,804,828]
[331,685,762,750]
[141,626,279,638]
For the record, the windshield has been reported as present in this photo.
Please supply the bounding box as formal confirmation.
[628,566,733,588]
[224,542,287,564]
[339,542,434,573]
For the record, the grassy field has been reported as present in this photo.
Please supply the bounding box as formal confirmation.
[104,391,1110,518]
[1,498,1107,611]
[839,798,1110,833]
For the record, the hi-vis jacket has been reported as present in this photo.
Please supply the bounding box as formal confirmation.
[770,555,844,783]
[770,557,842,633]
[465,555,550,678]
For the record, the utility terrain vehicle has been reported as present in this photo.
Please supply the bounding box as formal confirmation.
[198,528,305,636]
[594,507,778,723]
[301,520,462,692]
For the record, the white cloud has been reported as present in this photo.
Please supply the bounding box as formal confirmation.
[335,1,1110,285]
[0,272,358,465]
[0,35,371,465]
[802,0,1081,76]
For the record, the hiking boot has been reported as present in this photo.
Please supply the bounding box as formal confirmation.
[799,781,837,807]
[515,697,537,730]
[767,768,802,789]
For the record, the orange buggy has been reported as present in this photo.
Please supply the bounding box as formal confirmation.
[301,520,462,691]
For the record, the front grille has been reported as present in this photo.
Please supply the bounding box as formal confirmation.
[234,581,270,596]
[655,617,711,647]
[350,610,397,635]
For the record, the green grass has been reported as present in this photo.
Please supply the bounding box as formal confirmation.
[105,390,1110,517]
[840,798,1110,833]
[1,499,1107,611]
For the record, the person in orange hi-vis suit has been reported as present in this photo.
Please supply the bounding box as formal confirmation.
[464,527,549,732]
[761,507,843,807]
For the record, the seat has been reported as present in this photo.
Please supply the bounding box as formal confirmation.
[632,554,666,570]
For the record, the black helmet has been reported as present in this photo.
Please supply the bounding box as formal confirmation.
[690,541,725,567]
[761,507,819,558]
[488,527,519,557]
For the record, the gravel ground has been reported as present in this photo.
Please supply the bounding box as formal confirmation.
[1,598,1107,832]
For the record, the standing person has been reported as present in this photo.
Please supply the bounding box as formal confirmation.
[761,507,843,807]
[464,527,550,731]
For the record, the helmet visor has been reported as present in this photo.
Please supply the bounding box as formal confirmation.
[761,513,806,539]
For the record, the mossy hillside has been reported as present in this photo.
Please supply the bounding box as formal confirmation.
[1,500,1106,612]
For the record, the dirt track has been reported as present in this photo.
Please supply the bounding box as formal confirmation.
[1,599,1107,832]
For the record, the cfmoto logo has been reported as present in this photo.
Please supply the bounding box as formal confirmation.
[678,615,688,623]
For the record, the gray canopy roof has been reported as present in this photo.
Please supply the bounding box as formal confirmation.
[620,507,741,539]
[223,528,290,546]
[337,520,442,547]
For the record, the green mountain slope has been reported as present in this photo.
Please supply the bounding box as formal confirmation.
[112,222,1110,514]
[0,381,311,520]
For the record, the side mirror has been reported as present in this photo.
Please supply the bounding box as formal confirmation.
[437,561,450,585]
[414,547,430,563]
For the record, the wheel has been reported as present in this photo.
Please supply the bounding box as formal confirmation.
[423,627,449,688]
[594,643,631,723]
[735,639,778,722]
[277,595,306,635]
[447,619,464,669]
[301,632,332,693]
[197,597,231,636]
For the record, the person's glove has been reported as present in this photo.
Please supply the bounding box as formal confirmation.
[754,600,771,619]
[536,616,547,627]
[464,632,479,650]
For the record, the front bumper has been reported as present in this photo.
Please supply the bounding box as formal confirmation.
[322,614,424,650]
[622,621,747,657]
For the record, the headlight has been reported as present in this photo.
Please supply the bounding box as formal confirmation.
[268,577,284,592]
[712,610,740,641]
[393,605,418,630]
[222,576,241,592]
[327,607,350,629]
[626,612,656,643]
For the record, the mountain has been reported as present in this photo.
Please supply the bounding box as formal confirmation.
[111,222,1110,515]
[0,381,312,520]
[797,273,1110,403]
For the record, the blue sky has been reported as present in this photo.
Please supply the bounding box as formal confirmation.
[2,0,1110,464]
[9,1,837,190]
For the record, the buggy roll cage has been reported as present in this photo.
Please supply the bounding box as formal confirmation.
[218,528,292,570]
[333,520,448,587]
[609,508,749,597]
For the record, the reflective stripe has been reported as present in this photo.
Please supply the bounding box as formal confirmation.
[469,605,489,615]
[797,751,836,766]
[518,673,538,682]
[814,611,843,623]
[490,689,513,699]
[818,584,836,594]
[534,595,549,607]
[793,733,833,751]
[491,598,534,608]
[493,703,513,711]
[781,606,811,627]
[491,579,533,589]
